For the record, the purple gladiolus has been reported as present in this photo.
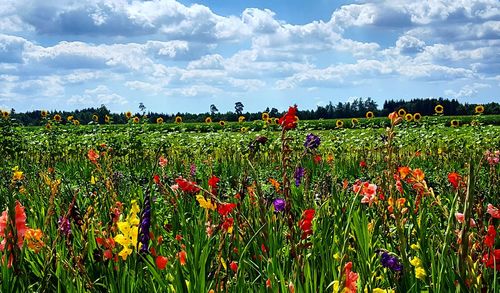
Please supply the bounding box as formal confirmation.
[304,133,321,150]
[138,192,151,254]
[273,198,286,212]
[58,216,71,237]
[380,252,403,272]
[294,167,305,187]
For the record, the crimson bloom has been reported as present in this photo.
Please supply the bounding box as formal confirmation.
[217,203,237,217]
[344,262,359,292]
[483,249,500,271]
[178,250,187,266]
[298,209,315,239]
[485,224,496,248]
[448,172,461,189]
[229,261,238,273]
[156,255,168,270]
[208,175,220,190]
[487,204,500,219]
[175,177,200,194]
[278,105,298,130]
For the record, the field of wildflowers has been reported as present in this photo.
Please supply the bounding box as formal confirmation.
[0,105,499,292]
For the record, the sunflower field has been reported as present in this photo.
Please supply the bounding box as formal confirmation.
[0,106,499,292]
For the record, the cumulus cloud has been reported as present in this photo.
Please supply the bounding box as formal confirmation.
[444,83,491,98]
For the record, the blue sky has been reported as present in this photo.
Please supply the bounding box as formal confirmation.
[0,0,499,114]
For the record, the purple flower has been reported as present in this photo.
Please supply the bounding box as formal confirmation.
[273,198,286,212]
[294,167,305,187]
[380,252,403,272]
[138,192,152,254]
[190,164,197,176]
[58,217,71,237]
[304,133,321,150]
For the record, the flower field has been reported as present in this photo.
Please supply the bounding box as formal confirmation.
[1,107,499,292]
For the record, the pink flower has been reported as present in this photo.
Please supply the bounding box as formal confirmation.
[159,156,168,167]
[454,212,476,227]
[487,204,500,219]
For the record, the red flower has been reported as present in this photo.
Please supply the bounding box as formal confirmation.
[344,261,359,292]
[208,175,220,190]
[266,278,272,288]
[222,217,234,233]
[175,234,183,242]
[314,155,322,164]
[217,203,237,216]
[487,204,500,219]
[175,177,200,194]
[156,255,168,270]
[359,160,367,168]
[178,250,187,266]
[485,224,496,248]
[483,249,500,271]
[278,105,298,130]
[298,209,315,239]
[448,172,461,189]
[87,149,99,164]
[229,261,238,273]
[153,174,161,185]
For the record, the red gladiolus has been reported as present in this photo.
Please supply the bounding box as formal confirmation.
[298,209,315,239]
[217,203,237,217]
[87,149,99,164]
[314,155,322,164]
[222,217,234,232]
[448,172,461,189]
[178,250,187,266]
[229,261,238,273]
[153,174,161,185]
[483,249,500,271]
[344,261,359,292]
[266,278,272,288]
[359,160,367,168]
[485,224,496,248]
[278,105,298,130]
[159,156,168,167]
[175,177,200,194]
[208,175,220,191]
[487,204,500,219]
[156,255,168,270]
[398,166,410,179]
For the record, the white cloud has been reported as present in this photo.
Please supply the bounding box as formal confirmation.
[444,82,490,98]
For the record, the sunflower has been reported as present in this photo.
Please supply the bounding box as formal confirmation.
[413,113,422,122]
[405,113,413,122]
[398,109,407,117]
[67,116,74,122]
[125,111,132,119]
[205,117,212,123]
[133,116,140,123]
[219,120,226,126]
[156,117,164,124]
[475,105,484,114]
[451,120,459,127]
[105,115,110,123]
[41,110,48,118]
[238,116,245,123]
[240,127,248,133]
[274,118,280,124]
[92,114,99,122]
[266,118,273,124]
[175,116,182,123]
[53,114,62,122]
[351,118,359,126]
[73,120,80,126]
[434,105,444,114]
[365,111,374,119]
[45,123,52,130]
[2,111,9,119]
[336,120,344,128]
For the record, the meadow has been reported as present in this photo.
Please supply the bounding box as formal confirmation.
[0,106,499,292]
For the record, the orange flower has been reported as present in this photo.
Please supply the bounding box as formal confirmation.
[25,228,44,253]
[398,166,411,180]
[269,178,281,192]
[87,149,99,164]
[412,168,425,181]
[156,255,168,270]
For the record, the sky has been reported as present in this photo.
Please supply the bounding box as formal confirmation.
[0,0,499,114]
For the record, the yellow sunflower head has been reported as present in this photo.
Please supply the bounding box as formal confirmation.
[53,114,62,122]
[73,120,80,126]
[2,111,9,119]
[175,116,182,123]
[67,115,74,122]
[434,105,444,114]
[398,109,407,117]
[474,105,484,114]
[451,120,459,127]
[413,113,422,122]
[105,115,110,123]
[125,111,132,119]
[92,114,99,122]
[405,113,413,122]
[351,118,359,126]
[41,110,48,118]
[336,120,344,128]
[366,111,374,119]
[156,117,164,124]
[240,127,248,133]
[219,120,226,126]
[238,116,245,123]
[133,116,140,123]
[261,112,269,120]
[205,117,212,123]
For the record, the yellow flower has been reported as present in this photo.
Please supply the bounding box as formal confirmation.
[336,120,343,128]
[410,257,422,267]
[41,110,48,118]
[450,120,459,127]
[175,116,182,123]
[261,112,269,120]
[365,111,374,119]
[196,194,217,210]
[12,167,23,181]
[413,113,422,122]
[434,104,444,114]
[205,117,212,123]
[398,108,406,116]
[114,200,140,260]
[53,114,62,122]
[351,118,359,126]
[105,115,110,123]
[156,117,164,124]
[410,243,420,250]
[240,127,248,133]
[415,267,426,280]
[219,121,225,126]
[2,111,9,119]
[133,117,140,123]
[92,114,98,122]
[238,116,245,123]
[474,105,484,114]
[125,111,132,119]
[371,289,394,293]
[67,115,74,122]
[73,120,80,126]
[405,113,413,121]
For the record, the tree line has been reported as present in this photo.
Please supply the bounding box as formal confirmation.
[5,97,499,126]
